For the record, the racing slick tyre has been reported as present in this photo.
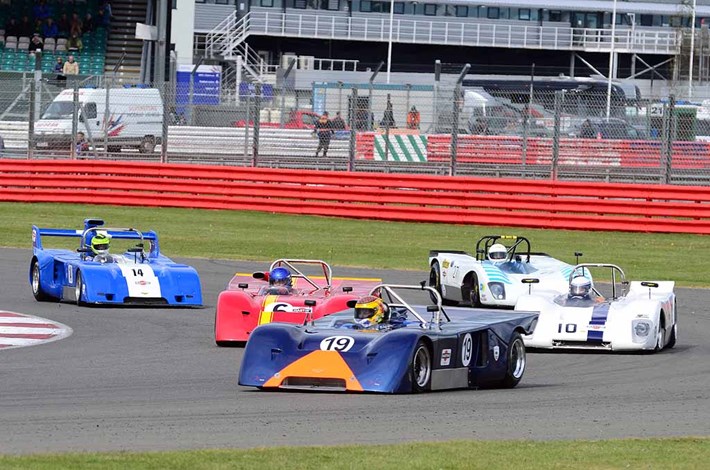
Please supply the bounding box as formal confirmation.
[667,323,677,349]
[30,260,50,301]
[75,270,85,305]
[467,273,481,308]
[428,262,456,306]
[499,332,526,388]
[410,340,432,393]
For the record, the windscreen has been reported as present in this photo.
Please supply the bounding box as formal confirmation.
[42,101,74,119]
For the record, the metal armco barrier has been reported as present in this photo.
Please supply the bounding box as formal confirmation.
[1,159,709,234]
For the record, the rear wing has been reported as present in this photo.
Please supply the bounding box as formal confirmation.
[32,223,160,257]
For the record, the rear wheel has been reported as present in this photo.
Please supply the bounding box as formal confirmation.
[410,340,432,393]
[30,261,49,301]
[138,136,156,153]
[75,270,84,305]
[499,332,526,388]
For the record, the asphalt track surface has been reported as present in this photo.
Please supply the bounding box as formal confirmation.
[1,247,710,455]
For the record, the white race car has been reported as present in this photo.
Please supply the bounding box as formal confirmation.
[514,263,677,352]
[428,235,576,308]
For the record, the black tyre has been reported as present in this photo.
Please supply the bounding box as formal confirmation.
[654,320,666,352]
[428,262,456,306]
[75,270,84,305]
[410,340,432,393]
[30,260,50,301]
[138,136,156,153]
[499,332,526,388]
[666,303,677,349]
[467,273,481,307]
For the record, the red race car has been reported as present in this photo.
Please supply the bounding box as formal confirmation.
[214,259,381,346]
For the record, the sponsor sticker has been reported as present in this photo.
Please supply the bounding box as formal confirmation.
[493,345,500,361]
[440,348,452,366]
[442,260,450,269]
[264,302,313,314]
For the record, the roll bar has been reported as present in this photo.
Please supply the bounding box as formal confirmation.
[269,259,333,291]
[367,283,448,329]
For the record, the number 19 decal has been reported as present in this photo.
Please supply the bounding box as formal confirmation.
[320,336,355,352]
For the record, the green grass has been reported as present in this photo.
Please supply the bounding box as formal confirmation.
[3,202,709,286]
[1,438,709,469]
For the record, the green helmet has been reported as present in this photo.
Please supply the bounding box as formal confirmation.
[91,233,111,255]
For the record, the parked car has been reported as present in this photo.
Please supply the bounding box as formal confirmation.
[572,118,647,140]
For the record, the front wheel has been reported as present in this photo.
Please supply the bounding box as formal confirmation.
[467,273,481,307]
[410,340,432,393]
[499,332,526,388]
[75,270,84,305]
[31,261,50,301]
[429,262,456,306]
[654,322,666,352]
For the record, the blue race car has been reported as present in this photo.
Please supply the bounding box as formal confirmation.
[239,284,538,393]
[30,218,202,306]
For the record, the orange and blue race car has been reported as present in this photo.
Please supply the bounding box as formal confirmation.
[238,284,538,393]
[214,259,381,346]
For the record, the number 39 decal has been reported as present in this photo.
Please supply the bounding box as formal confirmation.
[320,336,355,352]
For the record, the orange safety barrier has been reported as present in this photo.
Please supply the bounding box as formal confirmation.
[1,159,709,234]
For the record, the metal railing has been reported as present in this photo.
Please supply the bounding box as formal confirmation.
[207,11,681,58]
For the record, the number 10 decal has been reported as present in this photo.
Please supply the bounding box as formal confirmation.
[558,323,578,333]
[320,336,355,352]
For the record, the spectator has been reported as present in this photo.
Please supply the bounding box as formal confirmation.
[70,13,83,37]
[67,33,83,52]
[97,8,110,28]
[42,18,58,38]
[331,111,346,130]
[33,19,43,36]
[380,101,396,128]
[314,111,333,158]
[19,15,33,37]
[83,13,95,33]
[5,18,20,37]
[57,13,70,38]
[579,119,596,139]
[406,106,421,130]
[471,117,489,135]
[28,33,44,52]
[102,0,113,22]
[63,54,79,75]
[33,0,52,21]
[75,131,89,156]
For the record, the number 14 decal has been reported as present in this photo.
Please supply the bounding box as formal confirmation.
[132,268,144,277]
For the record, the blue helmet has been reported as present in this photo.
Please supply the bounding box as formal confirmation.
[269,267,292,287]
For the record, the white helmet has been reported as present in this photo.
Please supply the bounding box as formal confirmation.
[488,243,507,263]
[569,276,592,297]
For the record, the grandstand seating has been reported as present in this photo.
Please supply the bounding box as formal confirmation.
[0,0,108,75]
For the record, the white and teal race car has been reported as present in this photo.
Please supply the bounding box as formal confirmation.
[428,235,577,308]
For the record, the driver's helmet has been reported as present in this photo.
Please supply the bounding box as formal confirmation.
[90,232,111,256]
[488,243,507,263]
[569,275,592,298]
[354,295,389,328]
[269,267,292,288]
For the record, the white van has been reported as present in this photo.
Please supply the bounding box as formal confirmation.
[35,87,163,153]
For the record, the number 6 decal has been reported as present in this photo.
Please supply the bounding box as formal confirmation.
[320,336,355,352]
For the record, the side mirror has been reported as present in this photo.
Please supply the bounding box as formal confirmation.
[426,305,439,312]
[346,299,357,308]
[305,300,317,307]
[237,283,248,289]
[252,272,265,280]
[521,278,540,295]
[640,282,659,288]
[342,286,353,293]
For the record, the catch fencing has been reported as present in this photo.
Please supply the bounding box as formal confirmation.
[1,69,710,185]
[1,159,709,234]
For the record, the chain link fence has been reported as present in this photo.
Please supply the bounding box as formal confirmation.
[2,65,710,185]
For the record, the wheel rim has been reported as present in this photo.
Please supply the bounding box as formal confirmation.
[413,346,431,388]
[510,339,526,379]
[469,276,479,305]
[75,273,81,302]
[31,264,40,294]
[657,325,665,350]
